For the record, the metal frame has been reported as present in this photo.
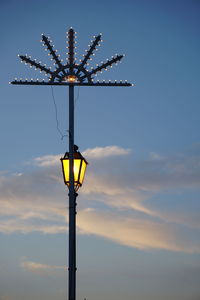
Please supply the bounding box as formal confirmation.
[11,27,132,300]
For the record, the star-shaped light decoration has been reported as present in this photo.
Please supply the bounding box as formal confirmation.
[11,28,132,87]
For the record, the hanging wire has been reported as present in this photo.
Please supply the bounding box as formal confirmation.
[50,85,80,140]
[50,86,68,140]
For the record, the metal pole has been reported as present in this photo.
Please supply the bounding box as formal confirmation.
[68,84,76,300]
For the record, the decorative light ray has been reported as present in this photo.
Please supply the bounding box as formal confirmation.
[41,35,64,70]
[81,55,123,80]
[68,28,75,73]
[79,34,102,68]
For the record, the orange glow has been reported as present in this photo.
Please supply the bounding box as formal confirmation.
[66,75,77,83]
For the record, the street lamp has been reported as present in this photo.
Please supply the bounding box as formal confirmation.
[11,28,132,300]
[61,145,88,191]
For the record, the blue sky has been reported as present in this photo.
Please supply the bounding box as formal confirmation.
[0,0,200,300]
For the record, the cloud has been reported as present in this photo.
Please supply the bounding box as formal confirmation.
[132,150,200,191]
[0,218,67,234]
[0,145,200,253]
[0,297,12,300]
[77,209,200,253]
[82,145,131,159]
[149,152,165,160]
[34,154,60,167]
[20,257,66,277]
[34,146,131,167]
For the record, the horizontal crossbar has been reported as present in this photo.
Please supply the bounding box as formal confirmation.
[11,81,133,87]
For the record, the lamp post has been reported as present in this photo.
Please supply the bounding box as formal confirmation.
[11,28,132,300]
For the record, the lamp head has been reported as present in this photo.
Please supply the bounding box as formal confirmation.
[61,145,88,191]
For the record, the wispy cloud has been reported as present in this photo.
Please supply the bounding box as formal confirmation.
[77,209,200,253]
[0,297,12,300]
[0,145,200,253]
[83,145,131,158]
[34,146,131,167]
[0,218,67,234]
[20,257,66,277]
[34,154,61,167]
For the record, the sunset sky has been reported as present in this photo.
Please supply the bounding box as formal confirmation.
[1,0,200,300]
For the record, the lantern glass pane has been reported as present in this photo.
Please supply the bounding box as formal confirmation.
[74,159,81,182]
[62,159,69,183]
[79,160,87,185]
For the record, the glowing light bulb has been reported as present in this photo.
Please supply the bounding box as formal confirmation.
[64,75,77,83]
